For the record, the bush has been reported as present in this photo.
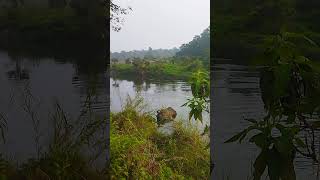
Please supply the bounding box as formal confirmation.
[110,96,210,179]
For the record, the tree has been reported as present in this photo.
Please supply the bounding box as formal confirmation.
[110,0,132,31]
[176,27,210,62]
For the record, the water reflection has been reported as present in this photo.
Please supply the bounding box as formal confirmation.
[0,49,107,166]
[212,59,320,180]
[110,77,208,130]
[6,55,30,80]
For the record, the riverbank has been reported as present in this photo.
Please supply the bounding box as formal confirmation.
[0,7,106,54]
[111,58,209,80]
[110,97,210,179]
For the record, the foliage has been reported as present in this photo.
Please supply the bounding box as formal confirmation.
[110,96,210,179]
[225,118,299,180]
[0,90,108,180]
[212,0,320,61]
[0,6,106,50]
[110,0,132,32]
[176,27,210,63]
[225,31,320,180]
[111,48,179,60]
[111,58,208,80]
[182,70,210,123]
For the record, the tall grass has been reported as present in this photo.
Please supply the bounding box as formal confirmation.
[0,85,109,180]
[110,96,210,179]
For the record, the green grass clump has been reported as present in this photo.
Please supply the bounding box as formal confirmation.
[0,98,109,180]
[110,96,210,179]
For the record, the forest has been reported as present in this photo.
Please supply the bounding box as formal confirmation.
[0,0,106,55]
[213,0,320,62]
[111,27,210,80]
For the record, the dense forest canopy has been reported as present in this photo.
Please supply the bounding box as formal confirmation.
[111,47,179,60]
[176,27,210,60]
[213,0,320,61]
[111,27,210,62]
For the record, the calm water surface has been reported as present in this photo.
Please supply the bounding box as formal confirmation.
[110,77,210,130]
[0,50,107,165]
[4,52,319,178]
[212,59,320,179]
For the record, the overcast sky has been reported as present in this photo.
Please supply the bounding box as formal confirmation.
[110,0,210,52]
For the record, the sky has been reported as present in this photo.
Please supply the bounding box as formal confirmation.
[110,0,210,52]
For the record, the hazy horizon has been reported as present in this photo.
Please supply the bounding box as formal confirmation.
[110,0,210,53]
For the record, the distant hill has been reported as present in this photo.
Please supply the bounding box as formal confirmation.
[110,47,179,60]
[176,27,210,60]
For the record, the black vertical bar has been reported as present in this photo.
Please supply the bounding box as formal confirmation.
[210,0,215,178]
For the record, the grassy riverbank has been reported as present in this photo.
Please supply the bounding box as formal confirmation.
[0,96,209,179]
[110,97,210,179]
[111,58,209,80]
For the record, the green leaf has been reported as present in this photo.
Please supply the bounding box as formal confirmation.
[274,136,294,155]
[253,150,268,180]
[294,137,306,148]
[225,129,248,143]
[249,133,268,149]
[273,64,291,97]
[245,118,258,124]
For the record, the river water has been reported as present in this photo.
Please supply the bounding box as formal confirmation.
[110,77,210,130]
[212,58,320,180]
[0,50,108,166]
[2,50,320,178]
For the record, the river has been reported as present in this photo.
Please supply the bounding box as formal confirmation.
[0,49,108,166]
[212,58,320,179]
[110,77,210,130]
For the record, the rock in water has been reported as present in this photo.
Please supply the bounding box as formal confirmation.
[156,107,177,126]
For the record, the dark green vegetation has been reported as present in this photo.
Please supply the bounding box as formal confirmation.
[110,26,210,73]
[109,1,211,178]
[220,1,320,179]
[110,96,210,179]
[0,2,108,179]
[0,0,106,54]
[0,88,108,180]
[213,0,320,62]
[225,32,320,179]
[110,28,210,80]
[218,1,320,179]
[111,47,179,60]
[110,70,210,179]
[183,70,210,124]
[111,58,208,81]
[177,27,210,62]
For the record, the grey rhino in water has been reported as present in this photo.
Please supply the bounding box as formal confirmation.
[156,107,177,126]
